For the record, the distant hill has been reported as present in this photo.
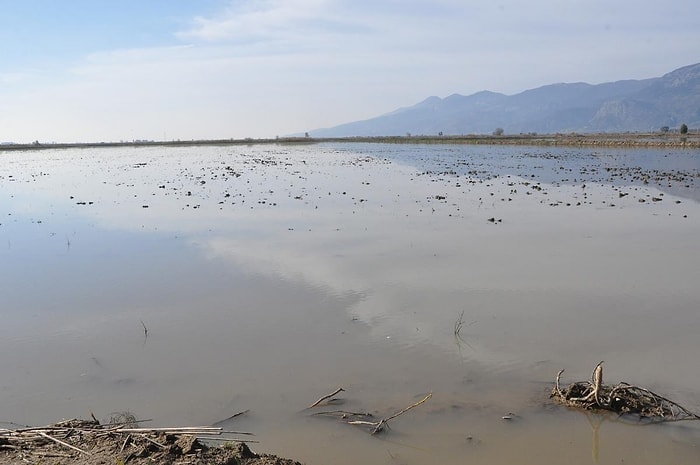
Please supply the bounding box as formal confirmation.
[308,63,700,136]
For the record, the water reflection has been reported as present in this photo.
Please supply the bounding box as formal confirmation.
[1,143,699,464]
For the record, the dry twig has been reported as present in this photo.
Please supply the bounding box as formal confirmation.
[37,432,90,456]
[115,426,223,434]
[213,409,250,426]
[348,393,433,434]
[308,387,345,409]
[311,410,374,420]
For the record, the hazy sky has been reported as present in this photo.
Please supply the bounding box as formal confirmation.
[1,0,698,143]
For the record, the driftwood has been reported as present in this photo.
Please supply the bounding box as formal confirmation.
[309,389,432,435]
[311,410,375,421]
[347,393,433,434]
[551,362,700,422]
[307,387,345,409]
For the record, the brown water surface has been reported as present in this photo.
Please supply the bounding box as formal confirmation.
[1,143,699,464]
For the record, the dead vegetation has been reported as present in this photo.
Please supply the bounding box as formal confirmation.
[3,366,697,464]
[0,416,295,465]
[551,362,700,422]
[453,310,466,339]
[0,387,434,464]
[307,387,432,435]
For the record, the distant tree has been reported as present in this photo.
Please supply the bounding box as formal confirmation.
[493,128,504,136]
[304,132,310,138]
[660,126,670,133]
[680,123,688,134]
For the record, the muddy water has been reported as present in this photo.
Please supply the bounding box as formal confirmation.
[1,143,699,464]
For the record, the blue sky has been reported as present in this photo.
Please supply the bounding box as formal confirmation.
[1,0,698,143]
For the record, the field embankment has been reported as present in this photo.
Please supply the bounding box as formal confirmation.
[2,132,699,151]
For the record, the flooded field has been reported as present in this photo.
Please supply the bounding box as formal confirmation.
[1,142,699,464]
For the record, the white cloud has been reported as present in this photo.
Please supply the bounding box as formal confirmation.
[177,0,355,44]
[1,0,699,143]
[0,72,29,85]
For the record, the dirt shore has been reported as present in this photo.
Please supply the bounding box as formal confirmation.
[0,419,302,465]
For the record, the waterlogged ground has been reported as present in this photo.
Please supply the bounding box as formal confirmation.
[1,143,700,464]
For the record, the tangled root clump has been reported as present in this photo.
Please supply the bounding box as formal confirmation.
[551,362,700,422]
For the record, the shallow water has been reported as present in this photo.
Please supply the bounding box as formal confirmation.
[1,143,699,464]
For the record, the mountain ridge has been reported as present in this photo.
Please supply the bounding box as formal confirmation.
[307,63,700,136]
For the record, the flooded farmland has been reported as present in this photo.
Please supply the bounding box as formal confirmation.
[1,142,700,464]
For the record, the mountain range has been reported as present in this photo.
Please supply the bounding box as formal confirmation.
[308,62,700,137]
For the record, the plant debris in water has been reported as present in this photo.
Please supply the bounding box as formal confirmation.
[551,362,700,422]
[307,388,432,435]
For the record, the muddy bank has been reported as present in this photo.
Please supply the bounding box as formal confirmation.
[0,418,301,465]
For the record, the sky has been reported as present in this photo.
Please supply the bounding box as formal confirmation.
[1,0,698,143]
